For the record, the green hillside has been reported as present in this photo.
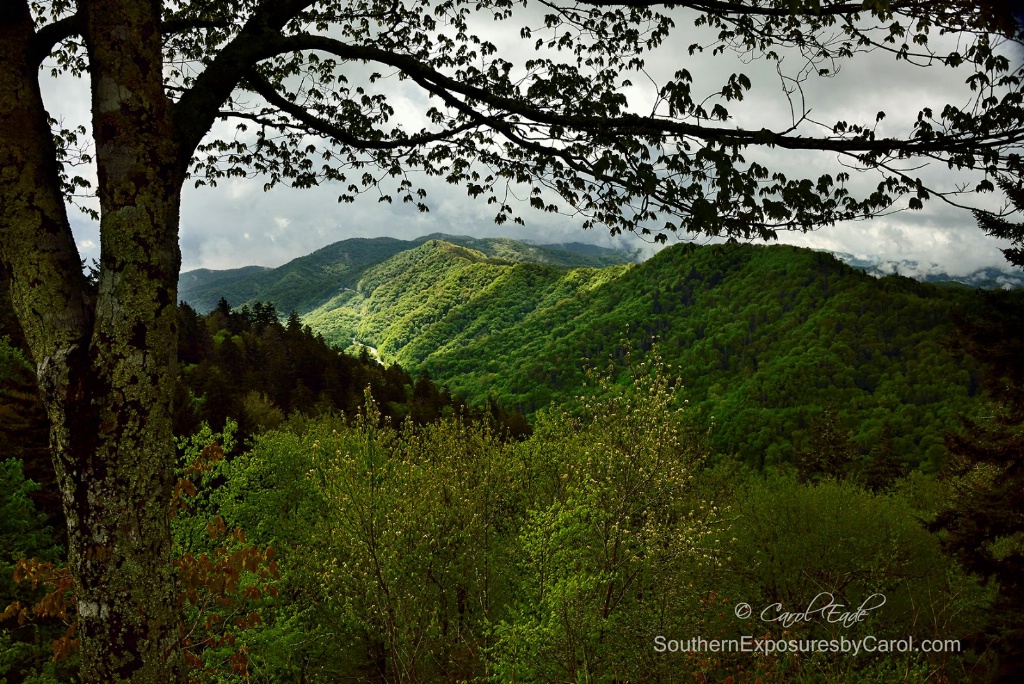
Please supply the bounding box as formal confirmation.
[177,264,271,300]
[293,240,990,472]
[411,233,638,268]
[178,237,416,313]
[10,240,1020,681]
[178,234,636,314]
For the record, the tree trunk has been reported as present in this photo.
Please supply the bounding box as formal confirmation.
[1,1,186,681]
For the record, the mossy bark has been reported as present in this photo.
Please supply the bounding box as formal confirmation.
[1,1,185,681]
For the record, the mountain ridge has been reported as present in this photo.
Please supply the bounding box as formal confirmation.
[179,234,637,313]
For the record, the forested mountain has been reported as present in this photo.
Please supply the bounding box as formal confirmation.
[7,240,1021,681]
[178,234,637,314]
[197,238,992,474]
[173,298,528,440]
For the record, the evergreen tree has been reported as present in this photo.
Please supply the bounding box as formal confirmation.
[285,310,303,335]
[975,179,1024,270]
[793,404,857,483]
[934,174,1024,681]
[935,291,1024,681]
[862,423,907,492]
[411,370,442,424]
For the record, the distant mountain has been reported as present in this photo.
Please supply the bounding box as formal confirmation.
[177,265,272,309]
[180,237,1008,471]
[178,237,417,314]
[301,239,630,360]
[411,234,639,268]
[827,251,1024,290]
[178,234,637,313]
[518,238,643,261]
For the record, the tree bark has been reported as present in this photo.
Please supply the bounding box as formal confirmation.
[1,1,186,681]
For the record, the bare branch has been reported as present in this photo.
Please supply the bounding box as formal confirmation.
[162,17,233,34]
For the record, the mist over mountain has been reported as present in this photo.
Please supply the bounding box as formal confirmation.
[827,250,1024,289]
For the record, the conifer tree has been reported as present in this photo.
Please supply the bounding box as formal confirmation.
[794,403,856,482]
[935,175,1024,680]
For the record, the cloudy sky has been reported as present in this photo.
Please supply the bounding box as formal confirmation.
[41,4,1023,277]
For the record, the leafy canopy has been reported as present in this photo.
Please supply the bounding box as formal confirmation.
[31,0,1024,241]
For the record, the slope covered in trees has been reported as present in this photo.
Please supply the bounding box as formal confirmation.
[192,239,993,473]
[409,243,987,473]
[6,0,1022,677]
[179,235,637,315]
[173,297,531,439]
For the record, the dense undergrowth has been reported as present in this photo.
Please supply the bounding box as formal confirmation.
[0,347,1007,682]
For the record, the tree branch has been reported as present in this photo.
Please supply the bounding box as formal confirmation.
[171,0,319,168]
[30,14,233,67]
[574,0,995,28]
[272,33,1021,160]
[163,17,234,34]
[574,0,870,16]
[241,70,487,150]
[29,14,84,66]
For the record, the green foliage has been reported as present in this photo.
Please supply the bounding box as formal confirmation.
[793,404,858,483]
[239,391,285,434]
[0,462,55,583]
[974,178,1024,270]
[172,423,285,683]
[171,351,991,683]
[934,287,1024,676]
[1,344,1003,682]
[719,471,994,682]
[0,337,53,521]
[0,339,41,451]
[732,473,986,629]
[0,461,70,684]
[304,397,519,681]
[175,297,529,442]
[489,350,714,682]
[596,465,998,684]
[10,0,1023,679]
[173,422,333,682]
[179,237,1002,475]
